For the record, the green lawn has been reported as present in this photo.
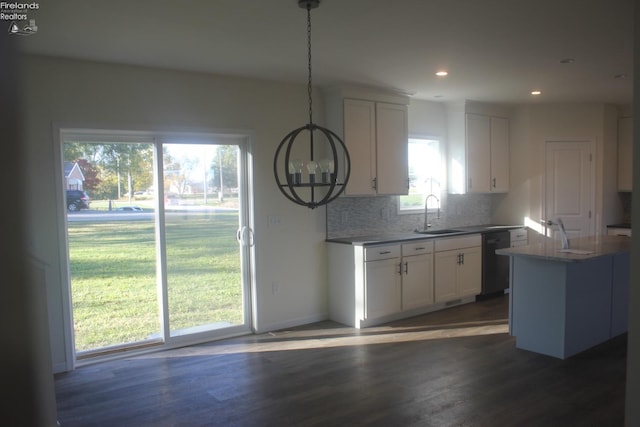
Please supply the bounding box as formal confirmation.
[68,211,242,352]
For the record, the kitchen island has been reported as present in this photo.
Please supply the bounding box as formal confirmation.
[497,235,630,359]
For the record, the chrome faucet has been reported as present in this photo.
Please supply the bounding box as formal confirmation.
[423,194,440,230]
[556,217,570,249]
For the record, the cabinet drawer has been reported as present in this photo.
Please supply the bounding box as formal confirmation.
[402,240,434,256]
[607,228,632,237]
[434,234,481,252]
[509,228,528,242]
[364,244,401,261]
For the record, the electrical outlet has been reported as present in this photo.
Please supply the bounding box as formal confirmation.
[267,215,281,228]
[271,281,280,295]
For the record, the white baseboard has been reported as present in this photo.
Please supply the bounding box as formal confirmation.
[254,312,329,334]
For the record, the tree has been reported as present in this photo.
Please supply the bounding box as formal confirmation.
[210,145,238,199]
[73,158,101,193]
[64,143,100,164]
[100,144,153,201]
[163,147,195,198]
[64,142,153,201]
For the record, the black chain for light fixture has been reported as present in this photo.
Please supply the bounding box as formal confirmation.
[273,0,351,209]
[306,0,314,125]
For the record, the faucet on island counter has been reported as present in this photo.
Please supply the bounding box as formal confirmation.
[544,217,570,249]
[556,217,570,249]
[423,194,440,230]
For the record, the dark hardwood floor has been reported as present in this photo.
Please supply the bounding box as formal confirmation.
[55,295,627,426]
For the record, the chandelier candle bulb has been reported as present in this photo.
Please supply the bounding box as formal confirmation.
[290,159,303,184]
[306,160,318,184]
[319,158,333,183]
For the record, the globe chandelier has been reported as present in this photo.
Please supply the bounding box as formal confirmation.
[273,0,351,209]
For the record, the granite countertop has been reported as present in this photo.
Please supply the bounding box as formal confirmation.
[606,223,632,229]
[326,224,525,246]
[496,235,631,263]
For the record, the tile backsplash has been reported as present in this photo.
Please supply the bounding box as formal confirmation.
[326,193,494,239]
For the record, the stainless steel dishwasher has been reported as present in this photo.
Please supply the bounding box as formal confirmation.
[480,230,511,297]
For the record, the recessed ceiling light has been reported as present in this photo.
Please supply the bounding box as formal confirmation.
[435,71,448,77]
[531,90,542,96]
[560,58,575,64]
[614,73,627,79]
[434,95,443,98]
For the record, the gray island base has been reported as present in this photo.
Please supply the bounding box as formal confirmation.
[497,235,630,359]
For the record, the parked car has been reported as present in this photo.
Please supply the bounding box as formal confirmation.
[66,190,90,211]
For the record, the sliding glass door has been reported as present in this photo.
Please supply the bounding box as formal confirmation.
[161,143,246,338]
[62,131,253,359]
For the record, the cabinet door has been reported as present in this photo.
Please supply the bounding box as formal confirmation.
[490,116,509,192]
[364,258,402,319]
[466,113,491,193]
[458,246,482,297]
[434,250,459,303]
[343,99,376,195]
[618,117,633,191]
[402,253,434,310]
[376,102,409,195]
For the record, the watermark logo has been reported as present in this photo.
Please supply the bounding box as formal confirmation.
[1,2,39,36]
[8,18,36,35]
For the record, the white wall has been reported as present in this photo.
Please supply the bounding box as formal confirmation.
[1,40,58,426]
[19,55,330,372]
[407,99,447,139]
[492,103,623,239]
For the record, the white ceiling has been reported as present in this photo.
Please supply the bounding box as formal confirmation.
[15,0,635,105]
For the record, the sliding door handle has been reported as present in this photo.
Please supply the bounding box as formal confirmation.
[237,226,255,247]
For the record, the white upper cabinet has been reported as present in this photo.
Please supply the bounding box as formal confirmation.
[343,99,377,195]
[466,113,492,193]
[325,87,409,196]
[617,116,633,192]
[490,116,510,192]
[448,102,510,194]
[375,102,409,195]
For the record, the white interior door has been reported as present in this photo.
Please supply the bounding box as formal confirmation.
[544,140,595,239]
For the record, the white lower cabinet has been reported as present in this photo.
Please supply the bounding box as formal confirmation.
[434,235,482,303]
[328,235,480,328]
[364,254,402,319]
[401,241,434,310]
[328,240,434,328]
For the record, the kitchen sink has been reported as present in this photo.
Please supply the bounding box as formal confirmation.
[414,229,464,235]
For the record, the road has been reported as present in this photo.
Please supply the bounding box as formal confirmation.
[67,207,238,222]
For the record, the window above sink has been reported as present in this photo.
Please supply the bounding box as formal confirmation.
[398,137,443,214]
